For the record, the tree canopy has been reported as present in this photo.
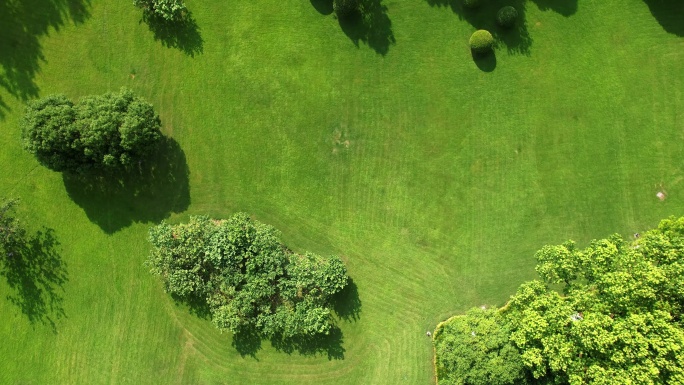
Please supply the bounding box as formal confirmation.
[434,308,525,385]
[21,88,162,174]
[147,214,349,339]
[435,216,684,385]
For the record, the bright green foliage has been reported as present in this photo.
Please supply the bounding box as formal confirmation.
[133,0,187,21]
[21,88,162,174]
[507,217,684,385]
[147,214,349,339]
[463,0,482,9]
[434,308,525,385]
[497,6,518,28]
[469,30,494,54]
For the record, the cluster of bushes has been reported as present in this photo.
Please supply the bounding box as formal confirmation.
[147,214,350,339]
[465,1,519,54]
[435,216,684,385]
[21,88,162,174]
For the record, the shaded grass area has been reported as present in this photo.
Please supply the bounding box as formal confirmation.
[1,226,67,332]
[140,11,204,57]
[0,0,90,118]
[0,0,682,384]
[62,136,190,233]
[337,0,396,55]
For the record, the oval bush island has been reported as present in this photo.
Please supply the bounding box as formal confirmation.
[469,30,494,54]
[147,213,350,342]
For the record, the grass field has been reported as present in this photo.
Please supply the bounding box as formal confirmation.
[0,0,682,383]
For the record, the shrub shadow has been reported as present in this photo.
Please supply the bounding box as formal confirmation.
[141,12,204,57]
[529,0,577,17]
[311,0,334,15]
[231,277,362,358]
[332,277,362,321]
[642,0,684,36]
[338,0,396,56]
[270,326,346,360]
[1,228,67,333]
[472,50,496,72]
[0,0,90,119]
[62,136,190,234]
[424,0,537,55]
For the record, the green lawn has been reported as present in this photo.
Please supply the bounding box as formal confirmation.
[0,0,682,383]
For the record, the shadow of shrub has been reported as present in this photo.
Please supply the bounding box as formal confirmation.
[424,0,537,55]
[141,11,204,57]
[472,50,496,72]
[338,0,395,56]
[63,136,190,234]
[270,326,346,360]
[642,0,684,36]
[311,0,334,15]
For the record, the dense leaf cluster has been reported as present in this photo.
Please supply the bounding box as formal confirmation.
[434,308,525,385]
[469,30,494,54]
[435,216,684,385]
[497,6,518,29]
[21,89,162,174]
[133,0,187,21]
[147,214,349,339]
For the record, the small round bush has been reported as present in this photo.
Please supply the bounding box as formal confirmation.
[463,0,481,9]
[469,30,494,54]
[497,6,518,28]
[333,0,359,17]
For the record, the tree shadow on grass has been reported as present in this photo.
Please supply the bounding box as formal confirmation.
[424,0,545,55]
[529,0,577,17]
[62,136,190,234]
[311,0,334,15]
[338,0,396,56]
[232,277,362,359]
[1,228,67,333]
[472,50,497,72]
[141,12,204,57]
[642,0,684,36]
[0,0,90,119]
[332,277,362,322]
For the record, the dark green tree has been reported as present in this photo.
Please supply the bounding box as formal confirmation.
[22,88,162,173]
[147,214,350,340]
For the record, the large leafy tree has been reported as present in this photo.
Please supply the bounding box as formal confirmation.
[147,214,349,339]
[507,217,684,384]
[22,88,162,173]
[435,217,684,385]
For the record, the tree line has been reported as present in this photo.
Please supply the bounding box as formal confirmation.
[435,216,684,385]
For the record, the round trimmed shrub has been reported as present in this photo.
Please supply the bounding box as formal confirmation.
[497,6,518,28]
[463,0,481,9]
[469,30,494,54]
[333,0,359,17]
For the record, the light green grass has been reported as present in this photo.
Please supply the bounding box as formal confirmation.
[0,0,682,383]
